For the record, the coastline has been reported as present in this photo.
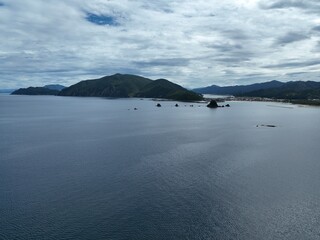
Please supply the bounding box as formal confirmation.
[204,96,320,107]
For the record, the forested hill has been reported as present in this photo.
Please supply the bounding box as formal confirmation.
[193,80,320,100]
[235,81,320,100]
[59,74,203,101]
[193,80,284,95]
[11,87,60,95]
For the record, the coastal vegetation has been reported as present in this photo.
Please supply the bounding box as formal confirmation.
[193,80,284,95]
[11,87,60,95]
[11,84,65,96]
[43,84,66,91]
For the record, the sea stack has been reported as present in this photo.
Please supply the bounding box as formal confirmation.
[207,100,219,108]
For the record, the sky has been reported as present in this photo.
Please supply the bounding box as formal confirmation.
[1,0,320,89]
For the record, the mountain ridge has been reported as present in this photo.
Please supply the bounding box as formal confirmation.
[194,80,320,101]
[11,87,60,95]
[236,81,320,100]
[193,80,285,95]
[44,84,66,91]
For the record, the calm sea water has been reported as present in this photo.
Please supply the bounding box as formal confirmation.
[1,95,320,240]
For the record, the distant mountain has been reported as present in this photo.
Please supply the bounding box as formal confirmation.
[44,84,66,91]
[11,87,60,95]
[0,89,16,93]
[193,80,284,95]
[59,74,203,101]
[236,81,320,100]
[11,84,65,96]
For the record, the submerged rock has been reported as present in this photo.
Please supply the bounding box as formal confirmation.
[257,124,277,128]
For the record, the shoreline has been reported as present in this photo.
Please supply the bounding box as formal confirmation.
[204,96,320,107]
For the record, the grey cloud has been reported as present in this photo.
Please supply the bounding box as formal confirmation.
[314,41,320,52]
[259,0,320,13]
[0,0,319,88]
[183,12,215,18]
[133,58,191,67]
[275,32,309,45]
[216,57,251,63]
[242,73,265,77]
[0,68,76,75]
[263,59,320,69]
[220,29,248,41]
[205,42,255,66]
[261,1,310,9]
[283,71,320,81]
[312,26,320,32]
[285,71,309,76]
[206,42,243,51]
[141,2,174,13]
[223,70,236,75]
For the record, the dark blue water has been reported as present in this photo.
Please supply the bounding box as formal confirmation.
[1,95,320,240]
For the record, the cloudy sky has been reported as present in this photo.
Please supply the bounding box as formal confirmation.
[1,0,320,88]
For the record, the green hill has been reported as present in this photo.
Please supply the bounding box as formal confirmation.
[59,74,203,101]
[236,81,320,100]
[136,79,203,101]
[44,84,66,91]
[59,74,152,97]
[11,87,60,95]
[193,80,284,95]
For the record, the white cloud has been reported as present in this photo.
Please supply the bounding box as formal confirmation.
[0,0,319,88]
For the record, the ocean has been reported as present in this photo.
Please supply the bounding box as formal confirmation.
[1,94,320,239]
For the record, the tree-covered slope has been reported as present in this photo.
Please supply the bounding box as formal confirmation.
[11,87,60,95]
[44,84,66,91]
[236,81,320,99]
[136,79,203,101]
[193,80,284,95]
[59,74,203,101]
[59,74,152,97]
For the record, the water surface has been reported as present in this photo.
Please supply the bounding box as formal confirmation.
[1,95,320,239]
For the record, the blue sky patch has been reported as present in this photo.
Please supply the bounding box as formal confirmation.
[86,13,118,26]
